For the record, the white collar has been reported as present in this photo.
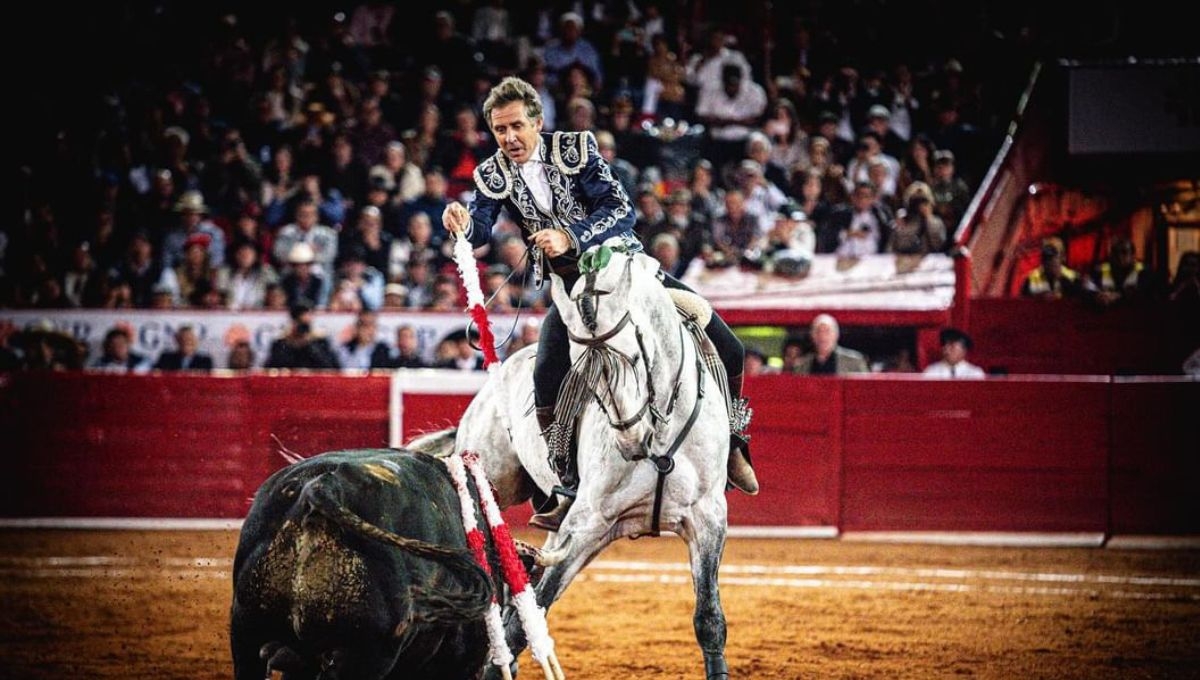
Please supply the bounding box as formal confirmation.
[516,138,545,171]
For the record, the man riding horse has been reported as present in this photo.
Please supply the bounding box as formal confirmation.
[442,76,757,531]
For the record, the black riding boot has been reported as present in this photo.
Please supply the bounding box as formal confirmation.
[727,373,759,495]
[529,406,577,531]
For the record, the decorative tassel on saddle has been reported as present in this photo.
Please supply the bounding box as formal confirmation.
[677,308,753,440]
[546,343,633,479]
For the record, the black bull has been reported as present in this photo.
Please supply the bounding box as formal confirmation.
[231,449,494,680]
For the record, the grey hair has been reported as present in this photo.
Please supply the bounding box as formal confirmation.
[811,313,840,336]
[482,76,544,126]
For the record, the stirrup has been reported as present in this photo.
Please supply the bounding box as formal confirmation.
[727,443,759,495]
[529,495,574,531]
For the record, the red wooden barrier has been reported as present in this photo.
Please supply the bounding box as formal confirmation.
[0,373,390,518]
[2,373,1196,536]
[840,376,1111,532]
[1109,378,1200,534]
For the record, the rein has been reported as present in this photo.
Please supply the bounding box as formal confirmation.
[561,270,710,536]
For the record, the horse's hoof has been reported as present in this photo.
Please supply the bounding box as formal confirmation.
[704,654,729,679]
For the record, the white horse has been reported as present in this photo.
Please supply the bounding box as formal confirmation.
[425,245,733,679]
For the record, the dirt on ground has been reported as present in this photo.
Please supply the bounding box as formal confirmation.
[1,529,1198,679]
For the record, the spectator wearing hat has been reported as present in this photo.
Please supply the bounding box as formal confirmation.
[265,300,340,370]
[376,283,405,311]
[813,110,856,166]
[216,241,279,310]
[90,326,151,374]
[154,325,214,371]
[889,182,947,255]
[273,198,339,275]
[62,241,104,308]
[279,242,329,309]
[662,188,710,269]
[764,201,816,275]
[162,191,226,268]
[792,314,869,375]
[844,133,900,199]
[930,149,970,230]
[924,328,985,378]
[542,12,603,89]
[173,233,218,306]
[863,103,908,162]
[1020,238,1082,300]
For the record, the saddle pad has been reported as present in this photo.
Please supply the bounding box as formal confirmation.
[668,288,713,329]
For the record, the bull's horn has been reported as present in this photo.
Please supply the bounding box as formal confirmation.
[534,536,572,567]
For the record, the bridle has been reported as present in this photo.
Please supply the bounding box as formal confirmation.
[562,258,710,534]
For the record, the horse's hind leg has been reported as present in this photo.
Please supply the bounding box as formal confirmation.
[681,500,729,679]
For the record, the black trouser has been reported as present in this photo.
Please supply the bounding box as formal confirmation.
[533,273,745,409]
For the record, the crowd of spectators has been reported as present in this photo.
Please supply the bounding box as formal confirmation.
[5,0,1040,319]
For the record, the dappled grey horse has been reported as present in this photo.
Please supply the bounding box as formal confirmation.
[419,245,734,679]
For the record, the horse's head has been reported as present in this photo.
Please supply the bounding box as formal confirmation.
[550,244,667,460]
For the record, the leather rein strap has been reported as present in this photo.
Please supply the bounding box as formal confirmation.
[649,317,706,536]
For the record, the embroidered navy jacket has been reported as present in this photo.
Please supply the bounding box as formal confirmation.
[462,130,641,272]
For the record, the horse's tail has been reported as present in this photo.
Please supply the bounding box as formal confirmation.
[303,475,492,627]
[405,428,459,458]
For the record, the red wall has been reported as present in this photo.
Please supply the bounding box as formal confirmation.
[1,373,1196,536]
[968,299,1200,376]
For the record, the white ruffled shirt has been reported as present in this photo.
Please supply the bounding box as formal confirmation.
[516,140,553,213]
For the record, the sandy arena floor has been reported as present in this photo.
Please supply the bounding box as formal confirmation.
[1,529,1198,679]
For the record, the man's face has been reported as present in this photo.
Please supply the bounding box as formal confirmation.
[489,101,543,164]
[811,321,838,355]
[1112,242,1135,268]
[178,329,198,355]
[356,317,377,343]
[397,328,418,352]
[851,186,875,211]
[296,204,318,229]
[942,340,967,365]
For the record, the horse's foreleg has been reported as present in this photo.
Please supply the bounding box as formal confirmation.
[683,505,729,679]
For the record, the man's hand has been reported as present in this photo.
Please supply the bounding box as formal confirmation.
[442,202,470,235]
[529,229,571,258]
